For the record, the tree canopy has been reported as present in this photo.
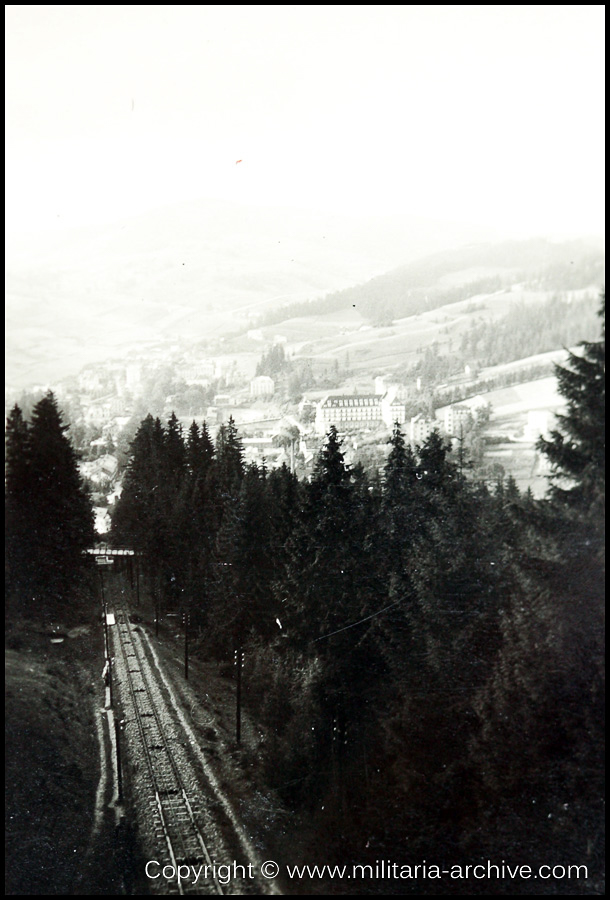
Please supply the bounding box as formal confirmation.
[538,293,605,523]
[5,392,95,614]
[102,299,604,888]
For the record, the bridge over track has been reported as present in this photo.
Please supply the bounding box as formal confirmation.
[86,546,141,557]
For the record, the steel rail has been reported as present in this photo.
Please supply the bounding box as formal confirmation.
[113,603,224,895]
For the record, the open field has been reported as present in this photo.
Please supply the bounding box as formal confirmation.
[482,377,565,424]
[464,376,565,497]
[273,288,589,374]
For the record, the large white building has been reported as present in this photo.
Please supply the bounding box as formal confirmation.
[314,387,407,435]
[409,414,438,445]
[380,386,407,428]
[524,410,550,441]
[442,404,472,437]
[250,375,275,397]
[315,395,382,434]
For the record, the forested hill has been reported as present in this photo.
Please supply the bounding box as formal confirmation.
[256,237,605,327]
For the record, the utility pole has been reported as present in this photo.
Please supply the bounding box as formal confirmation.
[154,567,161,637]
[182,611,190,680]
[234,647,244,743]
[135,555,140,607]
[107,652,114,709]
[331,714,338,796]
[114,717,123,801]
[100,569,109,656]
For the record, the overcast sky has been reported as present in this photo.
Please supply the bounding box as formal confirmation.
[6,5,605,242]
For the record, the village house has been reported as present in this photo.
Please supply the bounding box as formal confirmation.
[441,404,472,437]
[409,414,438,445]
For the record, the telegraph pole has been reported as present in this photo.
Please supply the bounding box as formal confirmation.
[154,566,161,637]
[234,647,244,743]
[182,611,190,680]
[114,717,123,801]
[135,555,140,607]
[100,569,109,655]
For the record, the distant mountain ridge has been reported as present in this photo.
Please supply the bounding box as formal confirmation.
[5,196,603,392]
[5,198,499,391]
[255,238,605,328]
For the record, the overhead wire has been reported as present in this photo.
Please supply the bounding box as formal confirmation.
[313,599,402,642]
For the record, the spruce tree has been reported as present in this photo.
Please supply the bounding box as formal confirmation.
[383,421,419,504]
[6,393,94,612]
[186,421,201,479]
[417,428,457,495]
[471,295,605,864]
[164,411,186,491]
[186,420,215,487]
[111,414,162,553]
[187,457,223,628]
[158,413,188,606]
[216,416,245,502]
[372,423,423,687]
[211,464,277,653]
[311,424,349,491]
[5,405,32,603]
[537,293,605,525]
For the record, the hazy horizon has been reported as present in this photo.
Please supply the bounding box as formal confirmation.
[5,5,605,394]
[7,7,604,236]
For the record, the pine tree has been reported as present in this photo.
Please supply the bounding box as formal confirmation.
[279,426,375,657]
[383,421,419,505]
[371,423,423,684]
[199,421,215,469]
[158,413,189,608]
[111,414,163,554]
[216,416,245,502]
[266,464,301,579]
[163,411,186,491]
[211,465,277,653]
[112,413,191,608]
[187,458,223,628]
[311,425,349,491]
[417,428,457,495]
[537,293,605,525]
[6,393,95,612]
[186,420,215,485]
[470,295,605,861]
[5,406,32,603]
[186,421,201,478]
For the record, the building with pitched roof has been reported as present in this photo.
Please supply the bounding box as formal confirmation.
[315,394,382,434]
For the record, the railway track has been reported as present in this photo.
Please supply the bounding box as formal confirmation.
[112,604,228,895]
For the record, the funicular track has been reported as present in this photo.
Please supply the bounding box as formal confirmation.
[112,604,225,895]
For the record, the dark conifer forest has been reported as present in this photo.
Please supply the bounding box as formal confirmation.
[108,298,605,890]
[5,392,95,616]
[5,300,604,893]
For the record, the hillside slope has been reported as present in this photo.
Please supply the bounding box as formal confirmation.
[5,628,101,894]
[256,237,605,327]
[6,199,491,391]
